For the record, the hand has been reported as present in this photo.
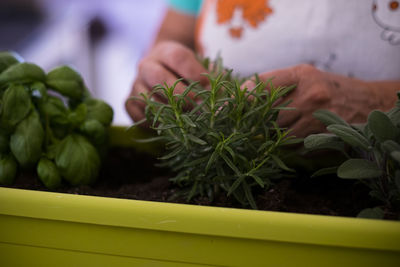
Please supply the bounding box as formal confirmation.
[242,64,388,138]
[126,41,209,123]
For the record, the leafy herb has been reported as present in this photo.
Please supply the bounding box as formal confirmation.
[0,51,114,188]
[131,62,299,209]
[304,94,400,219]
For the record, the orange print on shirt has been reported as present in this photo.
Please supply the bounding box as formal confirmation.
[216,0,274,39]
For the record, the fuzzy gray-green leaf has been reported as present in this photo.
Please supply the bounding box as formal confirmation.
[368,110,397,142]
[327,124,371,150]
[304,133,344,151]
[337,159,382,179]
[313,110,349,127]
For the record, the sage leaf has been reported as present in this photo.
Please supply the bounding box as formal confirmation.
[357,207,384,219]
[37,158,61,189]
[311,166,338,178]
[84,98,113,126]
[327,124,371,150]
[313,110,349,127]
[391,151,400,164]
[337,159,382,179]
[381,140,400,154]
[304,133,344,151]
[10,110,44,167]
[0,62,45,86]
[368,110,397,142]
[0,154,17,185]
[1,84,31,128]
[56,134,100,185]
[0,51,19,73]
[46,66,84,99]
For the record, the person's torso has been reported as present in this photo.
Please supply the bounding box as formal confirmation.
[196,0,400,80]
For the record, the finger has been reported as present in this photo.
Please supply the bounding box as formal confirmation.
[277,108,302,129]
[155,43,209,86]
[125,79,149,123]
[289,117,327,138]
[257,65,300,88]
[139,59,188,95]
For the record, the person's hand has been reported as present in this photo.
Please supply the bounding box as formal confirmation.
[126,41,209,123]
[242,64,386,138]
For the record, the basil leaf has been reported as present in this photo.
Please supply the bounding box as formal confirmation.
[10,110,44,167]
[37,158,62,189]
[0,154,17,185]
[85,98,114,126]
[0,51,19,74]
[39,96,69,125]
[56,134,100,185]
[80,119,106,145]
[46,66,84,99]
[0,130,8,153]
[1,84,31,128]
[0,62,45,87]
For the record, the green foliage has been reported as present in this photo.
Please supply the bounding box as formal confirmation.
[132,65,299,209]
[304,96,400,219]
[0,51,114,188]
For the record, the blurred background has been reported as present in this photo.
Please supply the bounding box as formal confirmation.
[0,0,167,125]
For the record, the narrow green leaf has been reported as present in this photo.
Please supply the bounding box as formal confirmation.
[242,182,257,209]
[337,159,382,179]
[221,153,242,177]
[270,154,294,172]
[327,124,371,151]
[159,147,183,160]
[181,114,196,127]
[247,173,264,187]
[228,175,244,196]
[187,134,207,145]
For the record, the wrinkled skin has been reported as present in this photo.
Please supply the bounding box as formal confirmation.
[126,41,209,123]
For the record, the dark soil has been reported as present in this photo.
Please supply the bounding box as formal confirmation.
[4,146,387,218]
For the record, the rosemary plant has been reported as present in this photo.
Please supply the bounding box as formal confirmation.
[132,67,300,209]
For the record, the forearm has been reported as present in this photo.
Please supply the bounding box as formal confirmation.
[153,8,197,49]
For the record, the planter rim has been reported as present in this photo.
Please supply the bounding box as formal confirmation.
[1,187,399,252]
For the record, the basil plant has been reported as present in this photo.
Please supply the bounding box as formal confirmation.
[0,51,113,189]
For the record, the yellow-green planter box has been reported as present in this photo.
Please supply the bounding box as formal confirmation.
[0,127,399,267]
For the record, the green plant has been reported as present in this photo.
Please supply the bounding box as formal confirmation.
[304,93,400,219]
[0,51,113,189]
[131,64,300,209]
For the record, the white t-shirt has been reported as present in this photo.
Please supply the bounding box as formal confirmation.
[195,0,400,80]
